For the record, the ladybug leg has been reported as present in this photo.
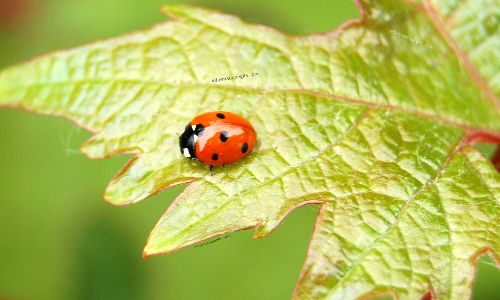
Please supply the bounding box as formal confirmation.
[210,165,214,176]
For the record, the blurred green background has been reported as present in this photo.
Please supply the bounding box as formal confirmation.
[0,0,498,299]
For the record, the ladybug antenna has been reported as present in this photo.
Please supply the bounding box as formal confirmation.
[210,165,214,176]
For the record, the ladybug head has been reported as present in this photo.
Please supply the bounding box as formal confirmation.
[179,123,196,159]
[179,123,204,160]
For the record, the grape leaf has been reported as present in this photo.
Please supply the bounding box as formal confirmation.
[0,0,499,299]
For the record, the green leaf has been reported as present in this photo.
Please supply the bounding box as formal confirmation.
[0,1,499,299]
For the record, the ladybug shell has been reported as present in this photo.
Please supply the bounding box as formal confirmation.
[179,111,256,166]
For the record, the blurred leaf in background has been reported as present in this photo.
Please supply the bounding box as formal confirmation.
[0,1,498,300]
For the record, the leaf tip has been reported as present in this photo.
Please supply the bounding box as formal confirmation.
[142,235,161,258]
[142,246,155,259]
[102,184,135,207]
[142,232,177,258]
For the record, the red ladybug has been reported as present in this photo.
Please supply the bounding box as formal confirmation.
[179,111,256,173]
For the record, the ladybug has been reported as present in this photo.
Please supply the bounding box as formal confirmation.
[179,111,256,174]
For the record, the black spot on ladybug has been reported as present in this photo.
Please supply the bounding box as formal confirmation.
[212,153,219,160]
[216,113,225,119]
[220,131,229,142]
[241,143,248,154]
[195,124,204,136]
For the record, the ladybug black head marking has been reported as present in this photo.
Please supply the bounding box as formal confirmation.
[179,123,197,159]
